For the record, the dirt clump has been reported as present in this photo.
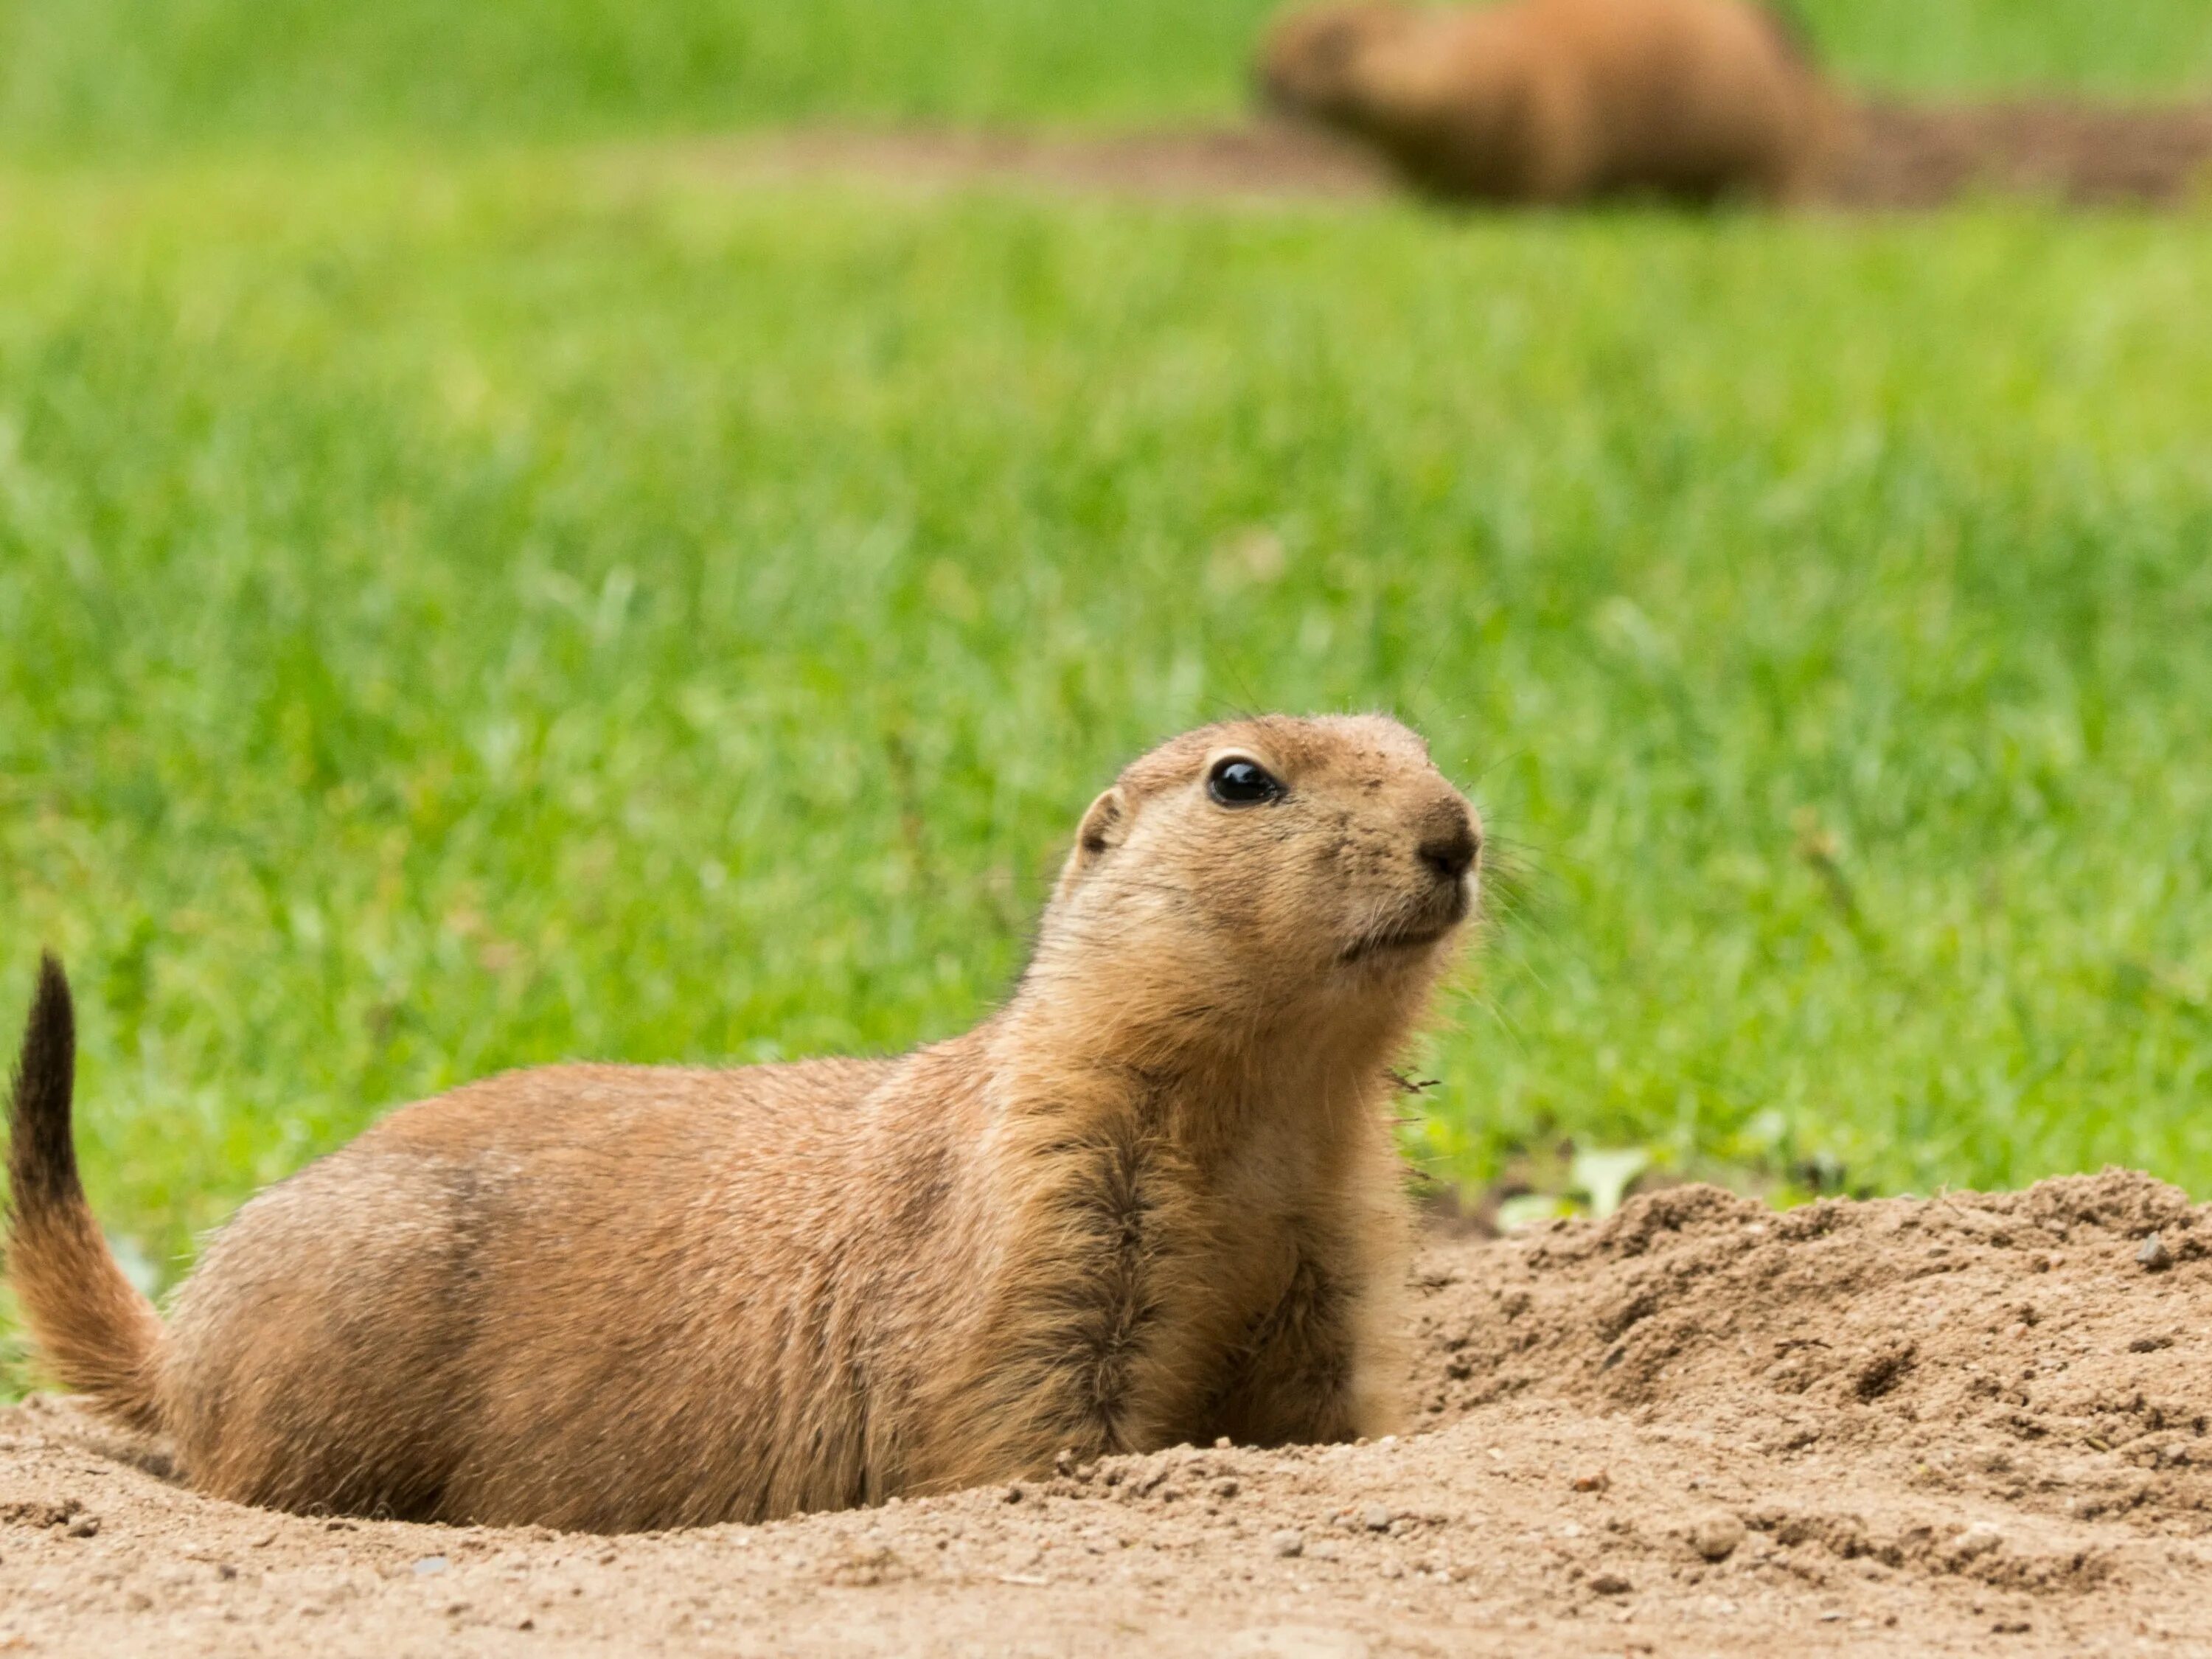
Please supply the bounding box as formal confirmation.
[3,1168,2208,1655]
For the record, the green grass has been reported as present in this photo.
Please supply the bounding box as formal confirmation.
[3,0,2210,157]
[2,159,2209,1352]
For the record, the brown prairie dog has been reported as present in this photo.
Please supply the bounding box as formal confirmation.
[6,714,1481,1532]
[1259,0,1840,204]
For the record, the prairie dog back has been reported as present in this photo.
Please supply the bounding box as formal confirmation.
[166,1060,900,1527]
[7,714,1482,1531]
[1259,0,1838,204]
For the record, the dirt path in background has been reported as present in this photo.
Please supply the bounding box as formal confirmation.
[3,1169,2208,1655]
[1833,100,2212,209]
[672,102,2212,210]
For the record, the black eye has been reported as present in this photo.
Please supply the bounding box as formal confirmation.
[1207,757,1282,807]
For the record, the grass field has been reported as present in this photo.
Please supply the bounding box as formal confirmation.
[3,4,2211,1390]
[4,0,2212,154]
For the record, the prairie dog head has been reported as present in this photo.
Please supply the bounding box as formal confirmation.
[1034,715,1480,1042]
[1256,2,1427,123]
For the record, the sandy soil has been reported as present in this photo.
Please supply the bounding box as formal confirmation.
[669,102,2212,211]
[3,1169,2208,1655]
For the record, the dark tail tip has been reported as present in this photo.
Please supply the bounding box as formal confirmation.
[8,953,80,1217]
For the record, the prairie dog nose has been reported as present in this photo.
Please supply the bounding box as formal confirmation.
[1416,800,1481,884]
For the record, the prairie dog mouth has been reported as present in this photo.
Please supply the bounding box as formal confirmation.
[1338,886,1471,964]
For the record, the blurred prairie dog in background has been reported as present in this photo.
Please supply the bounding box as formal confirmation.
[7,714,1481,1532]
[1259,0,1840,205]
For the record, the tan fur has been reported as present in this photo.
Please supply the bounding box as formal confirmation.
[1258,0,1840,204]
[4,956,167,1436]
[6,715,1481,1531]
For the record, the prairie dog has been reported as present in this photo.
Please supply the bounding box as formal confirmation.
[6,715,1481,1531]
[1259,0,1837,204]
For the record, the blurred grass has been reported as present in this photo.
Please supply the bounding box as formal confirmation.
[3,0,2211,157]
[2,159,2209,1345]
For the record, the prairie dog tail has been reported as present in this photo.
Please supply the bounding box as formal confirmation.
[5,955,167,1432]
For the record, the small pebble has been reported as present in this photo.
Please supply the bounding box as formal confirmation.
[1361,1505,1394,1531]
[1572,1471,1610,1493]
[1270,1529,1305,1559]
[1950,1522,2005,1561]
[1689,1512,1747,1562]
[411,1557,449,1577]
[1590,1573,1633,1596]
[2137,1234,2174,1273]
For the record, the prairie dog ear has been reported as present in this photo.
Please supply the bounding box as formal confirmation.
[1055,787,1128,897]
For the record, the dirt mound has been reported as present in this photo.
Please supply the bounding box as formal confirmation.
[3,1170,2208,1655]
[686,102,2212,211]
[1827,100,2212,209]
[1408,1172,2211,1593]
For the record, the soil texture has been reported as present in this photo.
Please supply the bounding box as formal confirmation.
[1830,100,2212,209]
[3,1169,2208,1655]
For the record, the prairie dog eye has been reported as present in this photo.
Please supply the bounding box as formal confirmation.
[1207,757,1283,807]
